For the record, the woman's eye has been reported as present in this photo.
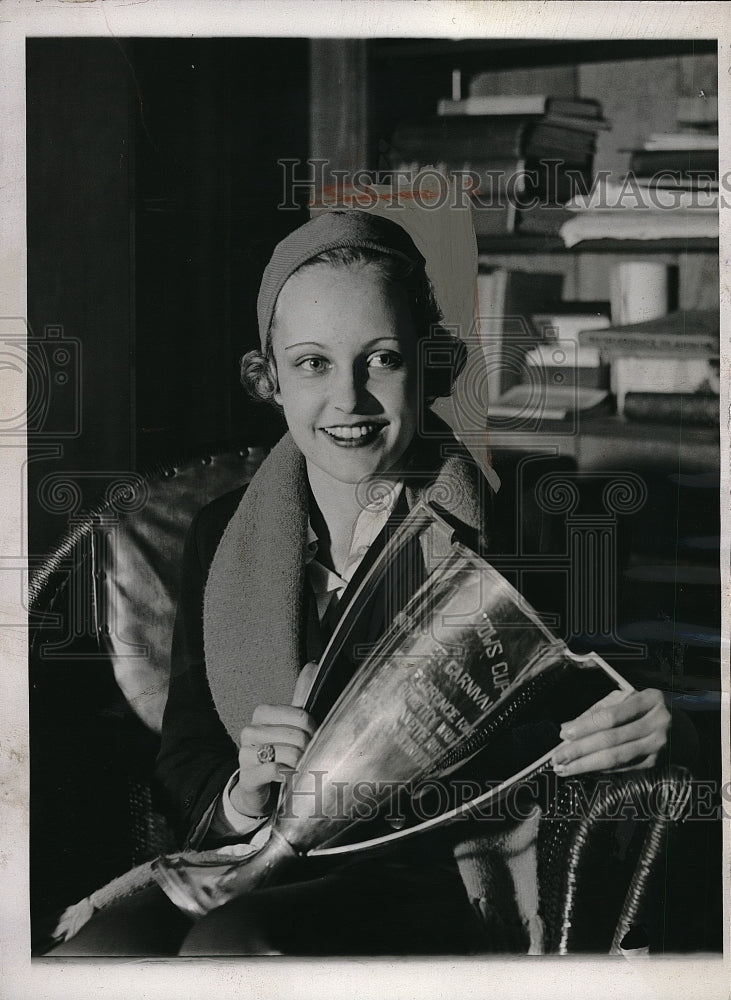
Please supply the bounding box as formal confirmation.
[367,351,402,370]
[297,357,330,373]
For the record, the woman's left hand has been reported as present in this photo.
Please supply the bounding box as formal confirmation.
[550,688,671,777]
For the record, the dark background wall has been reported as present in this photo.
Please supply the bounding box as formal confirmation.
[27,37,307,559]
[26,35,308,922]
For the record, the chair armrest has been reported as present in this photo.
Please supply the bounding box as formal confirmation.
[452,766,693,954]
[537,765,692,953]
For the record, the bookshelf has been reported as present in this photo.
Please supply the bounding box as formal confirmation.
[369,38,718,70]
[342,37,721,472]
[486,413,718,474]
[347,40,723,697]
[475,235,718,254]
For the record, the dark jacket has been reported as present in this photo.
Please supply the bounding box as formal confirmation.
[154,487,247,846]
[154,484,437,848]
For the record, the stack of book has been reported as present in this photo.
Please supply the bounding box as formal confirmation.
[556,93,719,246]
[476,275,613,422]
[390,95,609,237]
[559,180,719,246]
[627,95,719,191]
[519,98,610,236]
[476,268,563,406]
[578,310,719,426]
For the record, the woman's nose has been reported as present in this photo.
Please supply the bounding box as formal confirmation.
[331,366,363,413]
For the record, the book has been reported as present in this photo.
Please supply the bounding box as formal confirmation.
[526,124,597,154]
[392,153,587,237]
[530,304,611,342]
[488,384,611,421]
[643,132,719,151]
[517,205,574,235]
[564,181,718,213]
[623,392,718,426]
[612,356,718,413]
[629,148,718,176]
[522,167,593,210]
[390,102,604,236]
[560,210,718,246]
[545,97,604,120]
[577,310,719,358]
[437,95,606,122]
[540,113,612,133]
[525,147,594,166]
[392,158,527,196]
[392,114,601,164]
[624,174,718,192]
[449,159,528,195]
[393,157,592,238]
[391,116,531,160]
[437,94,547,116]
[558,183,719,245]
[476,269,564,404]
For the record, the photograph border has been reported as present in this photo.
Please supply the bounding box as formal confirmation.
[1,2,728,997]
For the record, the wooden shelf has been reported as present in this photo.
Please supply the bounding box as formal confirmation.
[369,38,717,73]
[486,413,718,473]
[363,39,721,472]
[477,235,718,255]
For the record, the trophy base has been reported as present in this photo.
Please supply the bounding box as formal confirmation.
[153,828,299,919]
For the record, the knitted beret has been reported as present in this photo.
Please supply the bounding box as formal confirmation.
[256,210,426,349]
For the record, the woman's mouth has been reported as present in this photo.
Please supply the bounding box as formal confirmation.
[321,423,385,447]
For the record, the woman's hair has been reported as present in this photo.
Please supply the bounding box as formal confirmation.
[240,246,466,408]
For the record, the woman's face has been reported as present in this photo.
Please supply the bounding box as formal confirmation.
[272,263,419,485]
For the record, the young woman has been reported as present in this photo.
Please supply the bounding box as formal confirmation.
[51,210,671,956]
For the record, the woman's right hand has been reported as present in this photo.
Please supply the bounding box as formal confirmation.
[229,664,318,819]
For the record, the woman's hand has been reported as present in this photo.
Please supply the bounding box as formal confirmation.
[229,663,318,819]
[550,688,671,777]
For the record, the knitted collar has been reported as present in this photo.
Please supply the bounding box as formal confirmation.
[203,417,489,743]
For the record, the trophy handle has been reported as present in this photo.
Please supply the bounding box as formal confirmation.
[567,650,634,694]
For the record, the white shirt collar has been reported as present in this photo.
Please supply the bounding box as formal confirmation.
[305,481,403,621]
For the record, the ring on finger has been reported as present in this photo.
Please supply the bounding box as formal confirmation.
[256,743,276,765]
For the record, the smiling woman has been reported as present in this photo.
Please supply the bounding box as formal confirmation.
[48,208,673,957]
[272,265,419,485]
[49,209,491,956]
